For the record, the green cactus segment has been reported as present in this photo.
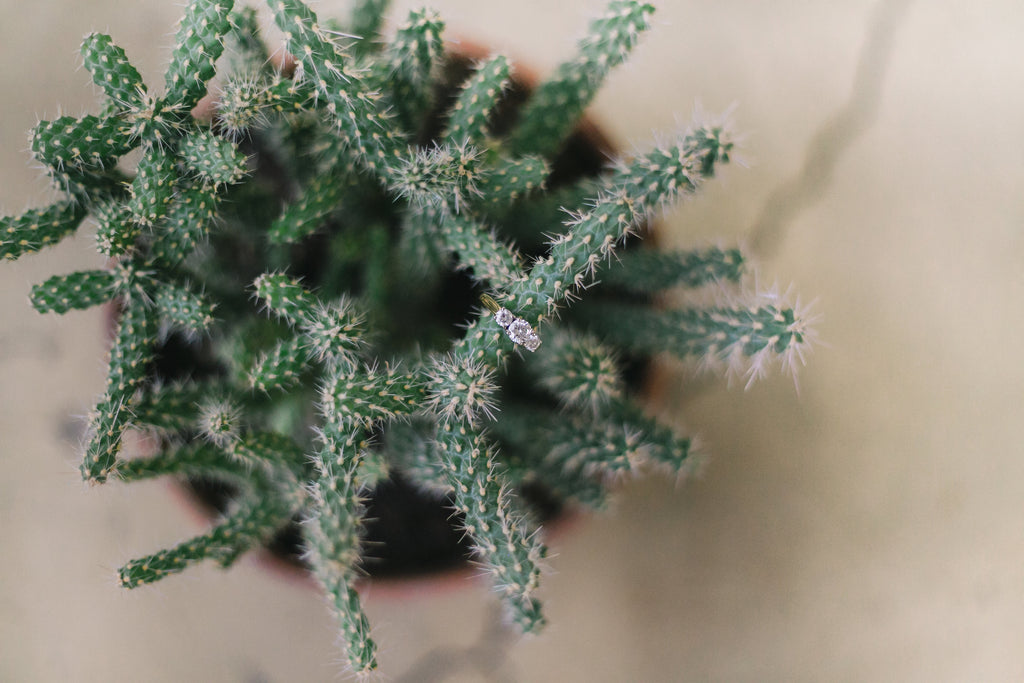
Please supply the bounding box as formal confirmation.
[577,300,808,382]
[29,269,116,314]
[348,0,391,55]
[551,412,646,477]
[471,155,549,209]
[253,272,316,323]
[248,336,307,392]
[164,0,236,108]
[117,492,287,587]
[490,405,641,506]
[609,124,733,211]
[528,329,623,409]
[131,383,210,431]
[507,0,655,158]
[302,297,365,365]
[444,55,511,148]
[268,0,403,173]
[452,315,513,376]
[217,76,313,136]
[436,423,546,632]
[391,143,482,211]
[152,281,216,333]
[602,245,745,292]
[306,428,378,674]
[606,399,693,474]
[228,432,306,485]
[128,145,179,225]
[152,182,219,265]
[383,8,445,133]
[93,201,140,257]
[252,274,365,362]
[1,202,87,261]
[181,129,248,186]
[323,365,422,429]
[117,433,304,587]
[510,124,734,319]
[81,396,134,484]
[321,576,377,675]
[226,6,271,68]
[116,441,251,483]
[81,33,147,109]
[30,115,134,172]
[81,301,156,482]
[268,170,352,244]
[423,352,498,426]
[105,300,157,396]
[429,209,525,289]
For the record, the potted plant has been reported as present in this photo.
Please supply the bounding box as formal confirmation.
[1,0,812,674]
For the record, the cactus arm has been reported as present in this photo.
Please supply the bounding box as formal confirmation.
[347,0,391,56]
[81,33,147,111]
[30,115,134,173]
[305,426,378,674]
[574,297,811,386]
[150,280,217,334]
[164,0,236,109]
[470,154,550,211]
[443,54,511,148]
[150,181,220,266]
[1,202,88,261]
[81,299,157,482]
[268,169,358,244]
[128,144,179,226]
[381,8,445,134]
[267,0,404,172]
[29,270,117,315]
[508,122,734,321]
[248,336,309,392]
[507,0,655,158]
[600,245,746,292]
[180,129,249,187]
[434,422,546,632]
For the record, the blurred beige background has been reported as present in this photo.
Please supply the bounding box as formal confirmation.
[2,0,1023,681]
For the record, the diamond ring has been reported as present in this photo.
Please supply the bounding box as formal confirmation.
[480,293,541,352]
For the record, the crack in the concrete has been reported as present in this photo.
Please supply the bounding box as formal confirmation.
[748,0,914,257]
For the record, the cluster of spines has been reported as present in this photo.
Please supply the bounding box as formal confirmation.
[0,0,817,676]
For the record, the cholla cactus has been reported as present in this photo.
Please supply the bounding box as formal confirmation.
[1,0,813,674]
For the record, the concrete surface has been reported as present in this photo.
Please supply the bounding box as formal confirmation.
[2,0,1023,681]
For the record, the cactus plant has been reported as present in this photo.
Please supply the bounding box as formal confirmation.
[1,0,813,674]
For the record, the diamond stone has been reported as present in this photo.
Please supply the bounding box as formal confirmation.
[506,318,541,351]
[494,308,514,327]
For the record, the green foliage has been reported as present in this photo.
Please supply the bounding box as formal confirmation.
[508,0,656,158]
[164,0,236,108]
[1,202,86,260]
[81,33,147,110]
[1,0,815,675]
[444,54,511,148]
[180,129,248,186]
[29,269,116,314]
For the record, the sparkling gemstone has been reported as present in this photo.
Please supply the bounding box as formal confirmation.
[494,308,514,327]
[507,318,541,351]
[521,332,541,352]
